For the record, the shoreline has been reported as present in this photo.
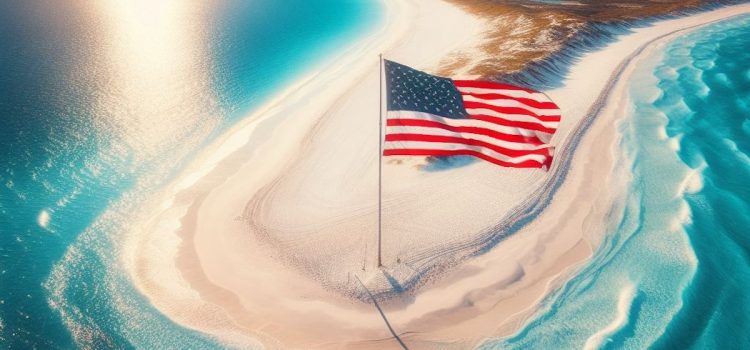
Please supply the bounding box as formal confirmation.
[466,6,750,270]
[123,1,750,349]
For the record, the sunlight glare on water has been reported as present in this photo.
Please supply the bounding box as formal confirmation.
[92,0,220,162]
[1,0,377,346]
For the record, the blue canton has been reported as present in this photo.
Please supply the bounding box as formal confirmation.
[384,60,468,119]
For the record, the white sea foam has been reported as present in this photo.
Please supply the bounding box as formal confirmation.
[583,282,636,350]
[667,134,683,151]
[669,98,695,121]
[116,3,750,348]
[656,66,678,80]
[671,202,693,231]
[55,186,82,209]
[680,166,705,195]
[674,158,706,203]
[37,209,50,229]
[44,245,103,348]
[656,126,669,140]
[695,82,710,98]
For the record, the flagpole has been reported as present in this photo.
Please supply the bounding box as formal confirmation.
[377,53,383,268]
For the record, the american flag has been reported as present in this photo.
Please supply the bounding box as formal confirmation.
[383,60,560,169]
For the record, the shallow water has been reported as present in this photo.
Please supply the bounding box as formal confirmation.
[480,14,750,350]
[0,0,377,348]
[2,2,748,348]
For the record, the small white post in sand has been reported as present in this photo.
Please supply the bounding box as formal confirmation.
[378,53,384,268]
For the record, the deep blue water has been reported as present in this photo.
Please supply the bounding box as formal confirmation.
[0,0,378,348]
[480,14,750,350]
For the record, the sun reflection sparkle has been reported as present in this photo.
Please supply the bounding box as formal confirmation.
[92,0,220,162]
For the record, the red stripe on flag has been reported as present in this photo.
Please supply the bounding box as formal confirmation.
[385,133,552,157]
[386,118,545,145]
[470,114,558,134]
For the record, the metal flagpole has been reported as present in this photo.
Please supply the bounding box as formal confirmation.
[377,53,383,268]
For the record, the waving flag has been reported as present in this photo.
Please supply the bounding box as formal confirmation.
[383,60,560,169]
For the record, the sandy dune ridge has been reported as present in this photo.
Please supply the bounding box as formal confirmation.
[123,1,750,348]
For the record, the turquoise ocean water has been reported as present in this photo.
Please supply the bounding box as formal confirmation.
[0,0,378,348]
[2,1,749,348]
[481,14,750,350]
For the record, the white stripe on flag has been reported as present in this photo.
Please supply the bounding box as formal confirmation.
[386,111,552,139]
[461,94,561,115]
[456,86,550,101]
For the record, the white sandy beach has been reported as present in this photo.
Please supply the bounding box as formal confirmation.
[123,1,750,348]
